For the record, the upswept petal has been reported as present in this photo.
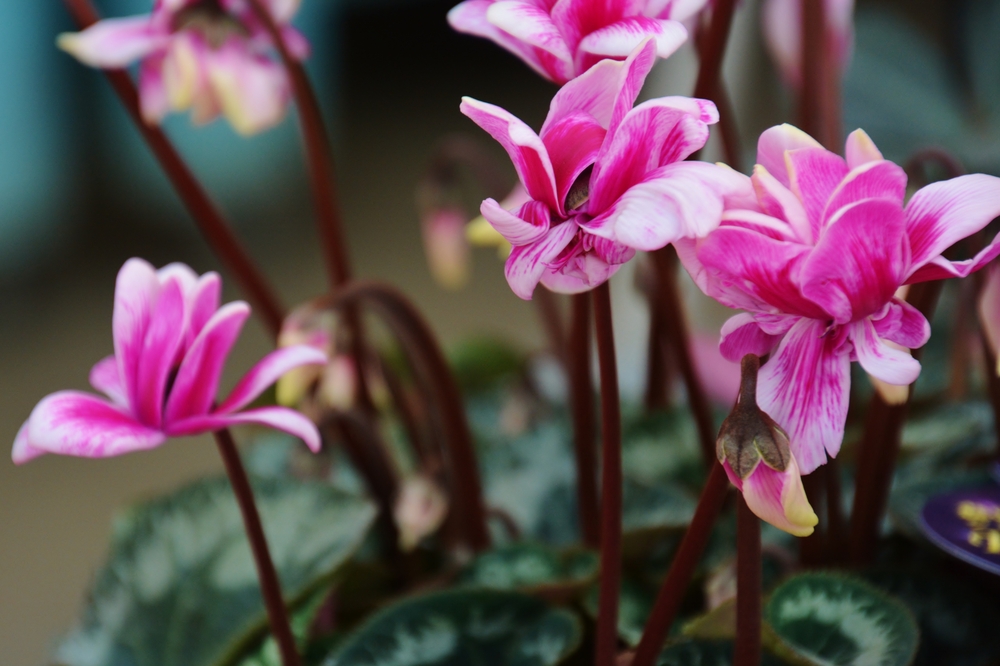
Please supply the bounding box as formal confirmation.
[696,226,828,319]
[504,221,579,299]
[578,17,687,61]
[89,355,127,406]
[23,391,166,460]
[757,318,852,473]
[580,161,725,251]
[12,422,45,465]
[57,17,166,68]
[164,302,251,424]
[188,272,223,343]
[871,298,930,349]
[821,159,907,226]
[850,317,922,386]
[157,262,199,294]
[756,124,822,188]
[138,53,170,124]
[217,345,329,414]
[486,1,572,63]
[844,128,883,170]
[589,97,716,212]
[112,258,161,417]
[481,198,551,245]
[751,165,812,243]
[549,0,643,54]
[645,0,710,21]
[461,97,560,213]
[167,407,322,452]
[742,453,818,537]
[786,147,849,238]
[134,278,186,428]
[539,112,607,203]
[903,174,1000,279]
[718,313,788,362]
[207,46,290,136]
[799,199,907,324]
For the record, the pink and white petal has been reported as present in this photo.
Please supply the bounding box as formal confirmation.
[481,198,550,245]
[582,161,725,251]
[12,422,46,465]
[871,297,930,349]
[539,112,607,203]
[539,253,623,293]
[677,236,770,313]
[504,222,579,299]
[756,124,823,188]
[279,26,311,61]
[800,199,907,324]
[906,247,1000,284]
[786,147,850,237]
[138,53,170,125]
[486,1,573,63]
[822,160,907,226]
[578,17,687,60]
[591,235,636,265]
[743,454,818,537]
[134,278,186,428]
[168,406,322,452]
[589,99,716,212]
[164,302,251,424]
[844,128,883,170]
[979,265,1000,368]
[90,355,127,406]
[207,48,291,136]
[904,174,1000,278]
[751,165,813,243]
[24,391,166,459]
[548,0,643,55]
[188,272,223,342]
[156,262,200,293]
[461,97,561,213]
[112,258,162,413]
[757,319,852,473]
[652,0,711,21]
[719,210,800,242]
[57,17,165,68]
[851,317,922,386]
[719,313,785,362]
[217,345,329,414]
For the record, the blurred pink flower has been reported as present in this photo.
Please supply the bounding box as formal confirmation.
[461,39,734,299]
[448,0,708,84]
[13,259,326,464]
[58,0,309,135]
[761,0,854,87]
[422,207,472,289]
[678,124,1000,472]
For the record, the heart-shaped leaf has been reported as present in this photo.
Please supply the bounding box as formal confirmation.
[460,543,598,599]
[56,476,377,666]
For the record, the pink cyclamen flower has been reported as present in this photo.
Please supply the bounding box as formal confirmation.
[448,0,708,84]
[12,259,327,464]
[58,0,309,135]
[678,124,1000,473]
[761,0,854,87]
[461,39,729,299]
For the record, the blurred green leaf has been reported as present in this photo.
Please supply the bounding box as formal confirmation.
[449,337,525,393]
[460,543,598,599]
[653,640,792,665]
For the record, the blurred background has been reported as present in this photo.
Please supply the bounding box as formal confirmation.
[1,0,997,663]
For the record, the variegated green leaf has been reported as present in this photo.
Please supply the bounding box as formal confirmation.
[460,543,598,597]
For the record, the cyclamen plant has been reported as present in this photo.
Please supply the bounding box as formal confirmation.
[13,0,1000,665]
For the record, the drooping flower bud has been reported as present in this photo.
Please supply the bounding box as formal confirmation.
[716,355,818,537]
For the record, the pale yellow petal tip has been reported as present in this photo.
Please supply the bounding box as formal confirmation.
[56,32,86,59]
[783,499,819,537]
[870,374,910,405]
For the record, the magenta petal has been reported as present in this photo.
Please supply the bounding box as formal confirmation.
[871,298,930,349]
[904,174,1000,279]
[207,46,291,136]
[112,258,162,415]
[217,345,329,414]
[504,221,579,299]
[718,313,786,362]
[800,199,907,324]
[164,302,251,424]
[486,1,573,63]
[168,407,322,452]
[481,198,550,245]
[751,165,812,243]
[58,16,165,68]
[844,129,883,170]
[540,111,607,203]
[134,277,186,428]
[755,124,823,188]
[24,391,166,459]
[549,0,644,56]
[188,272,223,343]
[12,422,46,465]
[138,52,170,124]
[851,317,922,386]
[90,355,127,406]
[757,319,851,473]
[822,160,907,226]
[578,17,687,60]
[461,97,560,214]
[786,147,850,238]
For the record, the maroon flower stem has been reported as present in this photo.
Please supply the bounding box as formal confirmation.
[379,355,433,467]
[735,494,762,666]
[322,281,490,551]
[644,292,671,412]
[631,462,730,666]
[568,292,601,548]
[849,280,944,565]
[651,247,716,467]
[693,0,739,104]
[799,0,825,142]
[214,429,300,666]
[593,282,623,666]
[535,287,568,363]
[62,0,286,340]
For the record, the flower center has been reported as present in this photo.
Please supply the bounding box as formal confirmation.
[172,0,249,48]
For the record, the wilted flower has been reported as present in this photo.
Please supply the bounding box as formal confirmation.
[462,39,732,299]
[13,259,326,464]
[717,355,817,536]
[58,0,309,135]
[448,0,708,84]
[678,124,1000,472]
[761,0,854,87]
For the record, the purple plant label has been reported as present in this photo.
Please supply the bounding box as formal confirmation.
[921,487,1000,576]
